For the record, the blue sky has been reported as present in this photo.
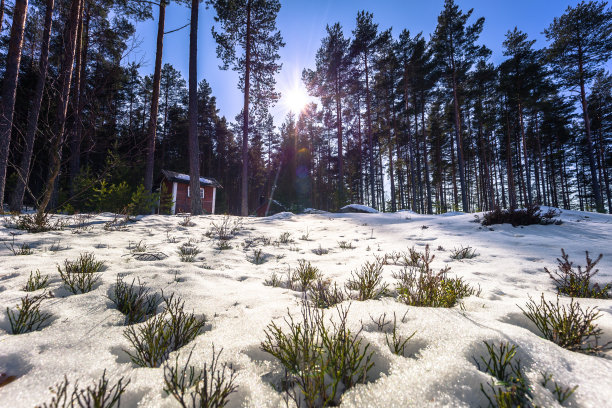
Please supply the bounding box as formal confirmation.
[130,0,584,127]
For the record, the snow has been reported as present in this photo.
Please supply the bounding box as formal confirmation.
[340,204,379,213]
[174,173,215,186]
[302,208,329,215]
[0,209,611,407]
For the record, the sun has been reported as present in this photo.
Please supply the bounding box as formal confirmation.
[283,84,311,114]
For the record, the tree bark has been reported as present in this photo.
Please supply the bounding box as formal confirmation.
[240,0,251,216]
[68,5,85,195]
[421,99,432,214]
[0,0,28,209]
[188,0,202,215]
[144,0,166,192]
[0,0,5,34]
[335,72,344,205]
[364,51,376,209]
[505,105,516,208]
[9,0,54,212]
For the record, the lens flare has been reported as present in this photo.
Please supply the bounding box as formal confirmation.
[282,84,310,114]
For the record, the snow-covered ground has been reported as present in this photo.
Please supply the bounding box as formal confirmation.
[0,209,611,407]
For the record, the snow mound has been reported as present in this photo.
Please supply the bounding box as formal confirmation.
[340,204,379,213]
[302,208,328,214]
[441,211,466,216]
[265,211,294,220]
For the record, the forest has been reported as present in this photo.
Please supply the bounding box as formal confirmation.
[0,0,610,217]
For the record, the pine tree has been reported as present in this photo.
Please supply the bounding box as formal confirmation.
[0,0,28,209]
[209,0,284,216]
[188,0,203,214]
[144,0,168,193]
[38,0,83,216]
[544,1,612,213]
[499,28,543,206]
[303,22,349,205]
[9,0,54,212]
[431,0,489,212]
[350,11,387,209]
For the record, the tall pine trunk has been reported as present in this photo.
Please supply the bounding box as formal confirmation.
[421,100,432,214]
[10,0,54,212]
[68,6,85,195]
[240,0,251,216]
[518,101,532,205]
[335,74,343,205]
[0,0,28,209]
[144,1,166,193]
[364,52,376,209]
[577,45,603,212]
[449,35,468,212]
[37,0,82,215]
[0,0,4,34]
[450,70,468,212]
[188,0,202,215]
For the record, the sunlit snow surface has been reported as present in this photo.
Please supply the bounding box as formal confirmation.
[0,209,611,407]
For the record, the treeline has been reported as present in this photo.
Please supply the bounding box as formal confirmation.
[0,0,610,216]
[276,1,612,214]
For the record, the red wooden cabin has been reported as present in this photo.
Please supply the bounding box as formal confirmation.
[160,170,222,215]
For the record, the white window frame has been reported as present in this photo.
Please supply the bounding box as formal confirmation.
[187,186,205,199]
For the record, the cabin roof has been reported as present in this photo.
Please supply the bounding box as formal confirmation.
[161,170,223,188]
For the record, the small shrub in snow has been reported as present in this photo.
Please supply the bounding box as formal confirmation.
[9,212,63,233]
[338,240,355,250]
[277,232,293,244]
[110,276,160,324]
[312,244,329,256]
[475,341,533,407]
[178,242,201,262]
[48,239,68,252]
[6,293,52,334]
[38,370,129,408]
[163,346,238,408]
[261,302,373,407]
[216,240,232,251]
[385,313,415,356]
[103,212,133,231]
[58,253,105,294]
[294,260,322,291]
[263,272,283,288]
[128,240,147,253]
[23,270,49,291]
[480,205,561,227]
[540,371,578,405]
[345,260,389,301]
[247,249,268,265]
[299,228,311,241]
[393,245,479,308]
[123,295,206,367]
[308,279,347,309]
[178,215,195,227]
[520,294,610,355]
[3,235,33,255]
[546,249,610,299]
[378,247,422,267]
[450,245,478,260]
[206,216,242,241]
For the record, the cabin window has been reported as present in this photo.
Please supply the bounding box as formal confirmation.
[187,186,205,198]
